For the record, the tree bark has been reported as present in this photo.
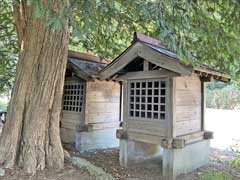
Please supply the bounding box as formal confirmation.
[0,1,69,174]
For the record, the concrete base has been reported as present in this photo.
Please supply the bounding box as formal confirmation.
[60,127,75,144]
[119,139,162,167]
[75,128,119,151]
[119,139,210,179]
[162,140,210,179]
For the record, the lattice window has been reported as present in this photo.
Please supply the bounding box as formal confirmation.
[63,83,85,112]
[128,79,167,120]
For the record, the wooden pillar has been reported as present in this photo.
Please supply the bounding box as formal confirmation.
[122,81,128,130]
[119,81,123,123]
[169,77,176,138]
[201,80,205,131]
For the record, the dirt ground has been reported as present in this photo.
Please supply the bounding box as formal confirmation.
[71,147,240,180]
[0,147,239,180]
[74,148,161,180]
[0,162,94,180]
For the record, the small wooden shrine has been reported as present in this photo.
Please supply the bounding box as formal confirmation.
[100,32,230,179]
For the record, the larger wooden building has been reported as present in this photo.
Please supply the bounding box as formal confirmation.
[100,32,230,179]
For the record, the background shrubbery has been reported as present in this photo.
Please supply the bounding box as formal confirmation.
[206,82,240,110]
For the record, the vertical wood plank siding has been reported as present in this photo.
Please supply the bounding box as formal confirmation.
[85,80,120,129]
[175,74,202,136]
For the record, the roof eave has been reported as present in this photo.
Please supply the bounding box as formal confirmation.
[67,62,94,81]
[194,67,231,82]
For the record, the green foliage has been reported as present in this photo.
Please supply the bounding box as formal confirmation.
[0,0,18,94]
[1,0,240,95]
[42,0,240,83]
[31,0,44,18]
[207,81,228,90]
[200,168,233,180]
[29,0,69,29]
[230,142,240,168]
[231,156,240,168]
[69,0,154,59]
[206,82,240,110]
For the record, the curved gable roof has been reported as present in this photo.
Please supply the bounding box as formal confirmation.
[100,33,230,82]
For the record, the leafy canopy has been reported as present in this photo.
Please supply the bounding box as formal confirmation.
[0,0,240,94]
[0,0,18,94]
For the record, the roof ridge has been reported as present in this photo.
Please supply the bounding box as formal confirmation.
[132,32,166,48]
[68,50,110,64]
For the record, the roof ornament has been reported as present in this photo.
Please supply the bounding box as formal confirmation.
[132,32,166,48]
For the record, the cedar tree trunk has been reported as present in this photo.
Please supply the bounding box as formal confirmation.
[0,1,70,174]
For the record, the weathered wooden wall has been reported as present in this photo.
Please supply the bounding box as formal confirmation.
[61,112,84,130]
[127,119,167,136]
[85,80,120,129]
[61,79,120,143]
[175,74,202,136]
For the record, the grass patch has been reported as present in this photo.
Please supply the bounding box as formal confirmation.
[200,168,233,180]
[231,156,240,168]
[230,144,240,168]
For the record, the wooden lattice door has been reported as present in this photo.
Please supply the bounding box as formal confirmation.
[62,79,86,130]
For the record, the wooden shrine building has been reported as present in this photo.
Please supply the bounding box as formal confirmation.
[60,51,120,151]
[99,32,230,179]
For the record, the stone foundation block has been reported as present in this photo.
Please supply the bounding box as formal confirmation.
[162,140,210,179]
